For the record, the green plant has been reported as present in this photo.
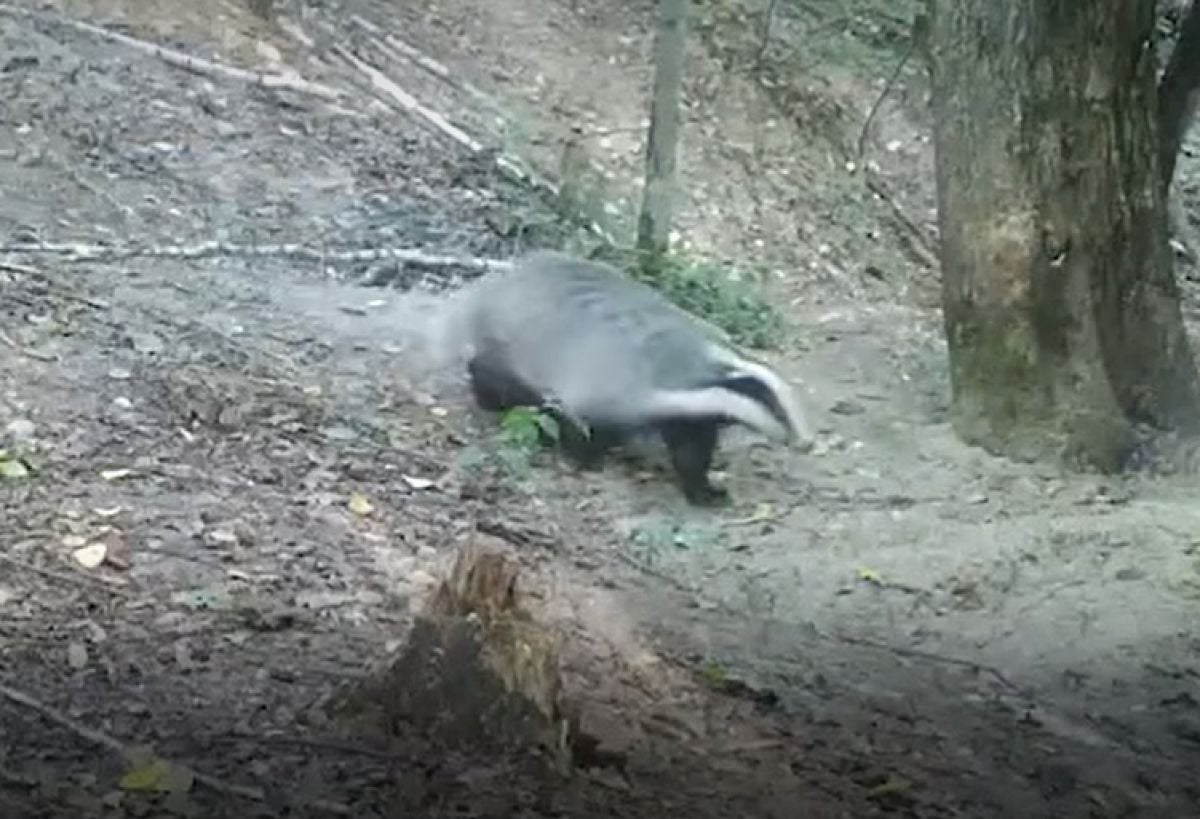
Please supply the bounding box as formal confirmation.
[488,406,564,478]
[584,242,786,349]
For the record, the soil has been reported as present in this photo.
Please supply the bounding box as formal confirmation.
[1,0,1199,817]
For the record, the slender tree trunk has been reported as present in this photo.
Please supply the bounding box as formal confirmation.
[637,0,689,259]
[927,0,1200,470]
[1159,0,1200,192]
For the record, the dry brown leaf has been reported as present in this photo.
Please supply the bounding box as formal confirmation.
[72,542,108,568]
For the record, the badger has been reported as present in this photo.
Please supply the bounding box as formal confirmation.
[446,250,813,505]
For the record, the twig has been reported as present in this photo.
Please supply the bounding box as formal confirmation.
[0,331,60,363]
[348,15,495,109]
[49,287,110,311]
[0,4,344,101]
[856,24,919,160]
[2,261,110,309]
[329,40,572,216]
[0,683,132,755]
[476,518,559,551]
[863,171,939,270]
[0,683,349,813]
[0,240,512,275]
[332,44,482,151]
[216,730,406,761]
[830,631,1019,693]
[755,0,781,68]
[0,554,131,596]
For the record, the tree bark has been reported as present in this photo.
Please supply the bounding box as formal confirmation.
[637,0,690,258]
[1159,0,1200,192]
[927,0,1200,470]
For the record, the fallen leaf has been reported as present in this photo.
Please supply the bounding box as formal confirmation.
[867,773,911,798]
[61,533,88,549]
[121,758,170,791]
[119,758,194,794]
[857,567,882,585]
[401,474,435,490]
[174,640,193,670]
[348,492,374,516]
[73,542,108,569]
[0,457,29,479]
[100,468,133,481]
[67,641,88,669]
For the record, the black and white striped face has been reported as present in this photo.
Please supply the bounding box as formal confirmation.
[636,344,812,446]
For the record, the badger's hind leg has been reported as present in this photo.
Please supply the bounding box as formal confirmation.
[557,420,613,471]
[659,419,729,506]
[465,352,612,469]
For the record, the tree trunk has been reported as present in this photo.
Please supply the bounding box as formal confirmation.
[927,0,1200,470]
[637,0,690,258]
[1159,0,1200,192]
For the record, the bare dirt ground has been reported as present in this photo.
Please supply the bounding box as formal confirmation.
[1,0,1199,817]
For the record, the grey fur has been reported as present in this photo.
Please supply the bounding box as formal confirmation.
[445,250,812,503]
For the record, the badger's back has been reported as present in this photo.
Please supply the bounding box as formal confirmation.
[463,252,726,421]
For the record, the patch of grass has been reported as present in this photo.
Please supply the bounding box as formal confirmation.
[472,406,564,480]
[578,241,787,350]
[498,405,561,452]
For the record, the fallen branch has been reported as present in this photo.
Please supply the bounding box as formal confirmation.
[863,170,939,271]
[0,4,344,101]
[0,241,512,276]
[283,17,609,243]
[332,43,482,151]
[329,41,572,212]
[0,331,60,363]
[0,683,349,814]
[856,14,926,161]
[348,15,495,109]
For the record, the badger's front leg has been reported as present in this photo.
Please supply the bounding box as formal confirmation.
[466,351,543,411]
[659,419,729,506]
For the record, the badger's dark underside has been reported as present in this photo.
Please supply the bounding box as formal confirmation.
[466,349,732,506]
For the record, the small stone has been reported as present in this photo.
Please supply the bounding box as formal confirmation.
[409,570,438,590]
[5,418,35,440]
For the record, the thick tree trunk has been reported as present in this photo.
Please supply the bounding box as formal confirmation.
[637,0,689,257]
[927,0,1200,470]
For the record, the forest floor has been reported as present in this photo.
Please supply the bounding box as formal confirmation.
[1,0,1199,817]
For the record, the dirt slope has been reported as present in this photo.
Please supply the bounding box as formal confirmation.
[1,1,1198,818]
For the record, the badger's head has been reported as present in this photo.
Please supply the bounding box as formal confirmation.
[643,343,814,449]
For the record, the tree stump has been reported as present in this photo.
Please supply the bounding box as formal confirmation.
[327,535,572,768]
